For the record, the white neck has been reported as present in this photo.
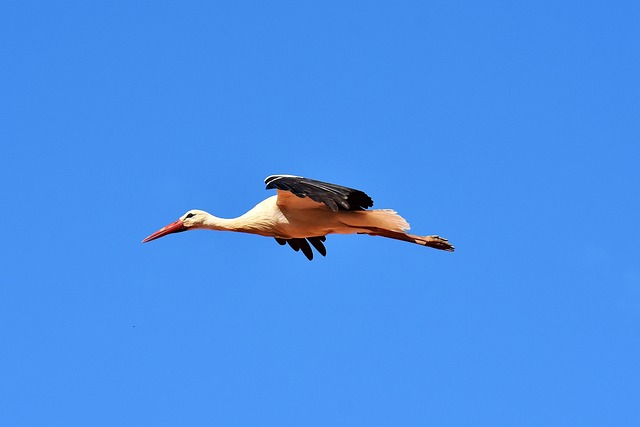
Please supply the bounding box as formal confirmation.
[193,202,279,237]
[201,214,246,232]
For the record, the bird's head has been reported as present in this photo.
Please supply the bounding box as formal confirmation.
[142,209,208,243]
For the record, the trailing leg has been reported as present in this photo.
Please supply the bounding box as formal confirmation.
[364,227,454,252]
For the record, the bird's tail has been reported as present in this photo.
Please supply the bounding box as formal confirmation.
[345,209,410,232]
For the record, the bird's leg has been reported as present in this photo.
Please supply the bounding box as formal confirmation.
[364,227,454,252]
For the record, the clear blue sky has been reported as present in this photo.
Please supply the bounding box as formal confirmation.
[1,1,639,426]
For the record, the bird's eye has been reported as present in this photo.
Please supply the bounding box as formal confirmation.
[185,213,195,219]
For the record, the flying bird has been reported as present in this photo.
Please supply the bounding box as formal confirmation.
[142,175,454,260]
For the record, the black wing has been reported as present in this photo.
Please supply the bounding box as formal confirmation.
[275,236,327,261]
[265,175,373,212]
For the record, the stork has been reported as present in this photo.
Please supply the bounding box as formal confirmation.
[142,175,454,260]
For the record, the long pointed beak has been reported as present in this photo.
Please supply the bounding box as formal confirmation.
[142,219,188,243]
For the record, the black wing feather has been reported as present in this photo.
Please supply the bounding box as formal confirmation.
[307,236,327,257]
[286,239,301,252]
[297,239,314,260]
[265,175,373,211]
[274,236,327,260]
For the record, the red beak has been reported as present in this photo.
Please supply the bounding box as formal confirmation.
[142,219,188,243]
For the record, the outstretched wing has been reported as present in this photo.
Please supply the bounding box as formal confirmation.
[264,175,374,212]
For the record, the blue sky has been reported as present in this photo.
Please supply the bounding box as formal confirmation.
[1,1,639,425]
